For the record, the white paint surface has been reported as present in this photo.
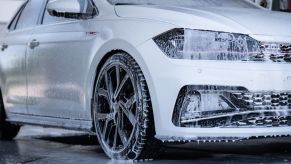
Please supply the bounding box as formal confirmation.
[0,23,5,31]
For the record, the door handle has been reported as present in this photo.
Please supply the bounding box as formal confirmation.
[1,43,8,51]
[29,39,40,49]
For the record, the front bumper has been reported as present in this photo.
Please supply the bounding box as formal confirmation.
[137,38,291,142]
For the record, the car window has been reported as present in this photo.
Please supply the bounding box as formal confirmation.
[15,0,44,30]
[42,0,97,25]
[8,4,25,31]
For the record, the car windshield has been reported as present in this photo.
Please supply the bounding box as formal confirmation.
[107,0,259,8]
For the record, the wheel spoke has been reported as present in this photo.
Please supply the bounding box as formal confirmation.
[96,113,114,121]
[102,119,109,137]
[114,74,129,99]
[105,71,114,102]
[104,122,114,143]
[117,126,127,146]
[112,125,118,149]
[115,65,120,92]
[126,95,136,109]
[118,100,137,126]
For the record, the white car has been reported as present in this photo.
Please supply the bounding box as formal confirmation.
[0,0,291,160]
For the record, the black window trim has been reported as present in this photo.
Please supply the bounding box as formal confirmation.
[38,0,50,26]
[8,0,47,32]
[8,0,28,31]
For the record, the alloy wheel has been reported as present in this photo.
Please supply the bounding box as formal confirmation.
[94,62,138,153]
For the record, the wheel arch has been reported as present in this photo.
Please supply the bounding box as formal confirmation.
[86,39,158,132]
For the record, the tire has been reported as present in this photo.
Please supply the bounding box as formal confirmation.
[93,52,163,160]
[0,94,21,140]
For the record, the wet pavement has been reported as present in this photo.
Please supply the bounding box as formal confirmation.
[2,126,291,163]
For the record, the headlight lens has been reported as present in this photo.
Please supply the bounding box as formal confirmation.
[154,28,264,61]
[261,42,291,62]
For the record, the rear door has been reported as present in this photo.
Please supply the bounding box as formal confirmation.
[0,0,45,115]
[26,0,97,120]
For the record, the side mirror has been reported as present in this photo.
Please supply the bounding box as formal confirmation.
[47,0,97,19]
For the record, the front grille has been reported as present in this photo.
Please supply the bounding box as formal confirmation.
[280,44,291,62]
[184,110,291,128]
[231,92,291,110]
[172,85,291,128]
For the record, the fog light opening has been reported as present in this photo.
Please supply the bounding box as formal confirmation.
[172,86,291,128]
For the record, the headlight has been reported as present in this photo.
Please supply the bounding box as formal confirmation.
[153,28,264,61]
[261,42,291,62]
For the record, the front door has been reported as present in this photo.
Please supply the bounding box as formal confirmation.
[0,0,44,115]
[27,0,96,120]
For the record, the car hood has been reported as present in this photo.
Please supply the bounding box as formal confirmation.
[115,5,291,37]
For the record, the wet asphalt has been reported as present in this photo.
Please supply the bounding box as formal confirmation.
[2,126,291,163]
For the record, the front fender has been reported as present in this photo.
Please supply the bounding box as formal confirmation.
[85,39,159,129]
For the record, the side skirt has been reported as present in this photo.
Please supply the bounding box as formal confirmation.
[6,112,94,133]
